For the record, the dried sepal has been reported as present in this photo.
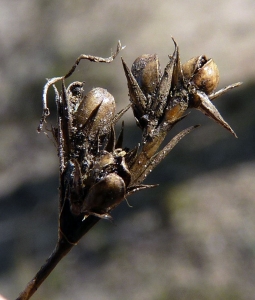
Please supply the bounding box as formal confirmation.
[209,82,242,101]
[130,125,198,186]
[194,90,237,137]
[121,57,148,125]
[115,121,124,149]
[152,38,180,117]
[112,103,131,125]
[125,144,140,167]
[63,159,83,216]
[126,184,158,196]
[105,126,116,153]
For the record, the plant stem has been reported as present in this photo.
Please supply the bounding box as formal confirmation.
[16,214,100,300]
[16,237,73,300]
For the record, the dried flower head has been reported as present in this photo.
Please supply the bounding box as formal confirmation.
[38,40,241,244]
[17,40,242,300]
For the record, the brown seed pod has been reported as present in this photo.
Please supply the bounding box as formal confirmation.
[85,151,116,186]
[182,55,220,95]
[75,87,116,137]
[85,149,131,189]
[95,151,115,169]
[82,173,126,219]
[131,54,161,97]
[182,56,237,137]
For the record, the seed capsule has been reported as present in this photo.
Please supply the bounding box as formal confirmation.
[82,173,126,219]
[182,56,219,95]
[131,54,161,97]
[183,56,237,137]
[75,87,116,137]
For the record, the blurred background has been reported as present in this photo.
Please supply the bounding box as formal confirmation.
[0,0,255,299]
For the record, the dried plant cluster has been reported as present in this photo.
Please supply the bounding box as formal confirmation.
[38,38,242,244]
[17,40,241,300]
[40,39,241,227]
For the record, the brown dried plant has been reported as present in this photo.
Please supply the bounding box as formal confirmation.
[17,40,241,300]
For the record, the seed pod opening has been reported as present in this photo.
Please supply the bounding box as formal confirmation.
[182,56,219,95]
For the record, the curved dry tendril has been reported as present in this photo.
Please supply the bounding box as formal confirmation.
[37,41,124,132]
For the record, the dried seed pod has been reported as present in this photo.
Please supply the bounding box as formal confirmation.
[183,56,237,137]
[182,55,220,95]
[85,149,131,189]
[131,54,161,97]
[75,87,116,137]
[85,151,116,186]
[82,173,126,219]
[95,151,115,168]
